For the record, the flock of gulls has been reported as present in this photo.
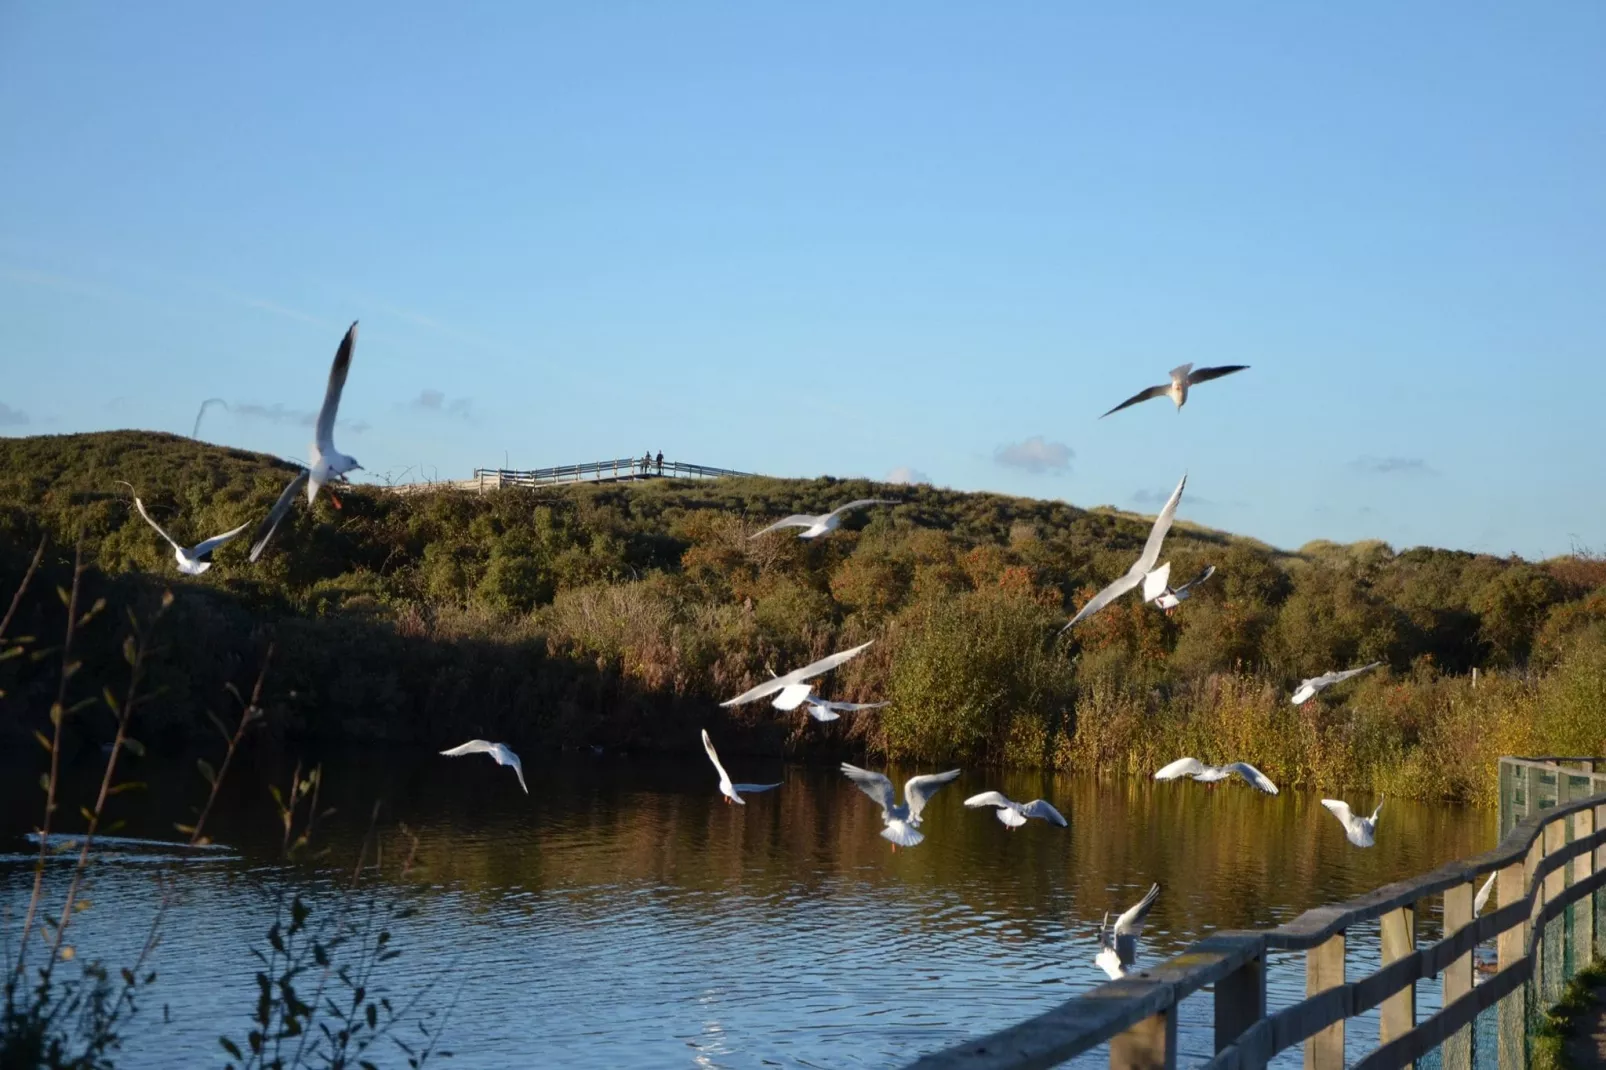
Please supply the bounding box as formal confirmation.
[121,327,1397,981]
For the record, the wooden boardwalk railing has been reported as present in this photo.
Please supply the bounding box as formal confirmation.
[387,458,752,494]
[909,757,1606,1070]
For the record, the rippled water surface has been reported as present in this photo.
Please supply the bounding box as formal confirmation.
[2,746,1495,1068]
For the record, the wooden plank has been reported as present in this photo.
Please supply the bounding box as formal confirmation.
[1440,880,1475,1070]
[1597,801,1606,957]
[1213,953,1265,1057]
[1379,905,1417,1064]
[1109,1010,1175,1070]
[1349,957,1531,1070]
[1304,932,1345,1070]
[1543,816,1568,1004]
[1497,853,1530,1070]
[1577,806,1596,974]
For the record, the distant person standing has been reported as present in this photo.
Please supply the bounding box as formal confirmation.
[656,451,663,475]
[642,450,652,476]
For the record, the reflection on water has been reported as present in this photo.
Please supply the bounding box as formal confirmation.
[2,746,1495,1068]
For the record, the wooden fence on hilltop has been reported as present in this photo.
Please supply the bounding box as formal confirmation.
[385,457,752,494]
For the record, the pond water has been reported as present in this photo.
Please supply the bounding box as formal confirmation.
[1,744,1496,1068]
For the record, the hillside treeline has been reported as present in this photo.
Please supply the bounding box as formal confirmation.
[2,431,1603,801]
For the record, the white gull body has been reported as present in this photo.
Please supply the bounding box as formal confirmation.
[1153,757,1279,794]
[1097,883,1161,980]
[963,791,1067,829]
[439,739,528,793]
[1100,363,1250,418]
[1322,797,1384,848]
[121,485,249,576]
[749,499,896,540]
[722,642,874,707]
[840,763,960,848]
[1291,661,1383,705]
[1063,474,1186,631]
[701,729,781,805]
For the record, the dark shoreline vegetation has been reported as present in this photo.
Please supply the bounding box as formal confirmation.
[3,430,1606,806]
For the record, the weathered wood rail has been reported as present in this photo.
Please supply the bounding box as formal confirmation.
[909,757,1606,1070]
[388,458,752,494]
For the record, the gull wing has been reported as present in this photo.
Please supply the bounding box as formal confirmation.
[732,782,781,795]
[315,322,357,453]
[130,495,184,552]
[1100,383,1169,418]
[905,769,962,822]
[1321,799,1357,832]
[771,682,815,711]
[192,521,252,558]
[249,470,310,562]
[1154,757,1206,781]
[749,514,820,539]
[440,739,497,757]
[824,499,896,521]
[804,704,841,722]
[720,641,875,707]
[1474,871,1497,916]
[1134,474,1187,575]
[1177,564,1216,595]
[503,750,529,793]
[963,791,1016,811]
[826,700,888,712]
[1337,661,1385,685]
[1020,799,1068,826]
[1113,882,1161,938]
[1225,762,1279,795]
[1062,571,1143,631]
[1187,364,1249,385]
[1142,562,1173,603]
[840,763,897,817]
[701,729,731,785]
[1369,797,1384,823]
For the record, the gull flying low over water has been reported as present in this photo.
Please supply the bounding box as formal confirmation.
[963,791,1067,829]
[119,484,249,576]
[840,763,961,849]
[1322,797,1383,848]
[1291,661,1384,706]
[701,729,781,805]
[749,499,896,540]
[1153,757,1279,794]
[798,693,888,722]
[1100,363,1249,418]
[1096,883,1161,981]
[1063,474,1186,631]
[1150,565,1216,612]
[249,323,362,562]
[439,739,528,793]
[722,641,875,708]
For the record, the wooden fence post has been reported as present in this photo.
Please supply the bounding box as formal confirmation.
[1545,816,1568,1004]
[1596,800,1606,958]
[1109,1009,1175,1070]
[1497,851,1531,1070]
[1576,806,1596,973]
[1442,880,1475,1070]
[1380,904,1417,1064]
[1304,931,1345,1070]
[1214,952,1265,1056]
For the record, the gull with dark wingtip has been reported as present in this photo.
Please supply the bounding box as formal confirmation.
[1101,363,1249,418]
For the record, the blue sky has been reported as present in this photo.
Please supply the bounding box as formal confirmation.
[2,4,1601,558]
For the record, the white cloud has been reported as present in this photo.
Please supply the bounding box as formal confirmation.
[409,389,474,421]
[994,436,1073,475]
[886,465,930,485]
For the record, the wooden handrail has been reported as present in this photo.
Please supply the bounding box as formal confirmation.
[909,757,1606,1070]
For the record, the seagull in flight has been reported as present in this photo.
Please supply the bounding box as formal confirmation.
[840,763,961,849]
[1063,474,1186,631]
[1101,363,1249,418]
[1150,565,1216,612]
[963,791,1067,829]
[1153,757,1279,794]
[701,729,781,805]
[247,323,362,561]
[439,740,528,793]
[1096,883,1161,980]
[118,484,249,576]
[749,499,895,540]
[1291,661,1383,705]
[1322,797,1383,848]
[722,642,875,707]
[798,693,888,722]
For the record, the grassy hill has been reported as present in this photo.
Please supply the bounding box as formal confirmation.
[2,430,1603,801]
